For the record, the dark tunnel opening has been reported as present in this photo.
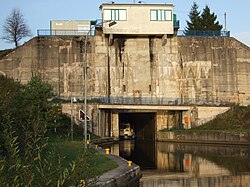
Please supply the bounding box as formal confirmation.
[119,112,156,140]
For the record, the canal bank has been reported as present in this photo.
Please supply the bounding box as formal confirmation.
[157,131,250,145]
[92,138,142,187]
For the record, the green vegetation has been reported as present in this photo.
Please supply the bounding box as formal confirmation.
[50,139,117,174]
[186,2,222,32]
[0,75,117,186]
[0,49,13,58]
[161,106,250,132]
[194,106,250,131]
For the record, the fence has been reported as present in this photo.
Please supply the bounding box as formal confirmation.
[87,97,233,106]
[57,96,233,106]
[177,30,230,37]
[37,29,95,36]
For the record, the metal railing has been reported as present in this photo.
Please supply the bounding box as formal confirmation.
[95,19,104,27]
[87,96,233,106]
[177,30,230,37]
[56,96,234,106]
[37,29,95,36]
[174,20,180,29]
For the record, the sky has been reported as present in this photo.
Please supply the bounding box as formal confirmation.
[0,0,250,50]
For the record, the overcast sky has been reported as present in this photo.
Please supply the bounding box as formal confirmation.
[0,0,250,50]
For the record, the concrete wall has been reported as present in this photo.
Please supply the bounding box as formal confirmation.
[0,36,91,98]
[0,33,250,135]
[1,35,249,105]
[157,131,250,144]
[177,37,250,106]
[196,106,230,125]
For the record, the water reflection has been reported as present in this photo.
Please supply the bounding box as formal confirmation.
[103,140,250,187]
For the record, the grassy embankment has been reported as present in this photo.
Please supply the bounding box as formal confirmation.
[47,124,118,178]
[194,105,250,131]
[162,106,250,131]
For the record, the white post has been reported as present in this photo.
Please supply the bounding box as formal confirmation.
[71,96,73,141]
[84,33,88,149]
[84,63,87,148]
[83,21,117,148]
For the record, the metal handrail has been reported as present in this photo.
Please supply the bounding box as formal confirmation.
[174,20,180,29]
[37,29,95,36]
[55,96,233,106]
[88,96,233,106]
[177,30,230,37]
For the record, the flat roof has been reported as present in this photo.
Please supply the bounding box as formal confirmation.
[50,20,90,22]
[100,3,173,7]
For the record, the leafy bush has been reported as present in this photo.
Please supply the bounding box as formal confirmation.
[0,76,113,186]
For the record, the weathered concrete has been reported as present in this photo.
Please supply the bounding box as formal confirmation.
[157,131,250,145]
[61,102,230,138]
[1,35,249,105]
[196,106,230,126]
[178,37,250,106]
[0,34,250,137]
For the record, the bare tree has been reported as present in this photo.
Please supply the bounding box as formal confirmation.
[2,8,31,48]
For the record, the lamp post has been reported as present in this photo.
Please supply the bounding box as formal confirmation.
[83,20,116,148]
[71,96,77,141]
[83,27,91,149]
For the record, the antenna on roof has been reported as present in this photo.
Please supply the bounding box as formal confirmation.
[224,12,227,32]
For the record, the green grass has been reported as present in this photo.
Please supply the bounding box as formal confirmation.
[194,106,250,131]
[47,126,118,177]
[161,105,250,132]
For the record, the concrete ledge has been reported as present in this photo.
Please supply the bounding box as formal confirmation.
[157,131,250,145]
[91,137,119,145]
[95,148,142,187]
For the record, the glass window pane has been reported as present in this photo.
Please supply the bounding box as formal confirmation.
[104,10,111,20]
[161,10,165,21]
[157,10,162,20]
[165,10,172,21]
[119,10,127,20]
[111,9,116,20]
[115,10,119,20]
[151,10,157,20]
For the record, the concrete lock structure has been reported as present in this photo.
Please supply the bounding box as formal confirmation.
[0,3,250,140]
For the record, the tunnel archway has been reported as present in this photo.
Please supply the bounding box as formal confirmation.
[119,112,156,140]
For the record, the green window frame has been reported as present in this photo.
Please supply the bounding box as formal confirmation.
[150,9,172,21]
[103,9,127,21]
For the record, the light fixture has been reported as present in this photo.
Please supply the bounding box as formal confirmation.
[108,21,117,27]
[70,96,77,141]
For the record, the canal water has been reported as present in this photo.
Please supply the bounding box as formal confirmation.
[102,140,250,187]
